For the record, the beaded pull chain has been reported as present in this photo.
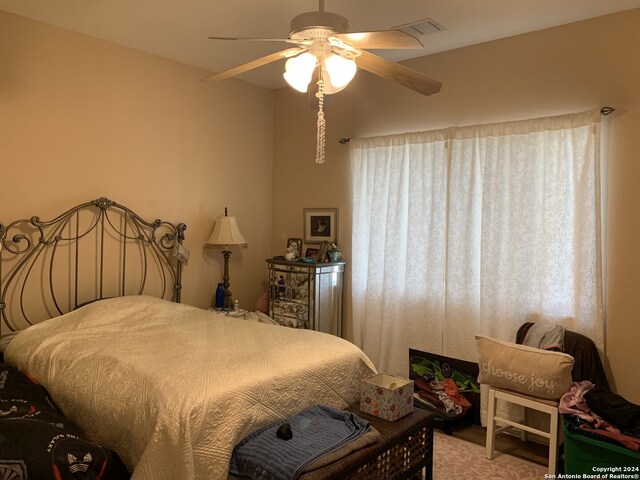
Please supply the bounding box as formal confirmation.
[315,78,326,164]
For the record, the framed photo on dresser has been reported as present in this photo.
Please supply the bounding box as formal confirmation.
[317,241,330,263]
[286,238,303,258]
[305,248,319,259]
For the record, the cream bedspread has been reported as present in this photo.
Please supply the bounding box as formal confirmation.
[5,296,377,480]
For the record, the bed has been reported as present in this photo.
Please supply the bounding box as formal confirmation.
[0,198,377,480]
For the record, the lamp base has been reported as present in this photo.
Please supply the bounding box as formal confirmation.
[222,249,233,309]
[223,289,233,309]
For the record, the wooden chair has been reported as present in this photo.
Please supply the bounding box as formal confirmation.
[476,335,574,477]
[485,386,560,475]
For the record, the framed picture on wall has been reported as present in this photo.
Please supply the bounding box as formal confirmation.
[303,208,337,244]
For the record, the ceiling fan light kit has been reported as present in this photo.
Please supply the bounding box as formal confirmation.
[283,52,356,93]
[323,54,357,89]
[204,0,442,164]
[283,52,317,92]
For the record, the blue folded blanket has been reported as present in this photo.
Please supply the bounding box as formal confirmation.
[229,404,370,480]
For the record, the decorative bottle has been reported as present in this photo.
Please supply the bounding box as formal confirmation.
[215,283,225,310]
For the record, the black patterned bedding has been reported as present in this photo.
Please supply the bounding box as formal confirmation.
[0,363,129,480]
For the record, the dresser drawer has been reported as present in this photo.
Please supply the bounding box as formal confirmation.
[272,314,309,329]
[272,300,308,321]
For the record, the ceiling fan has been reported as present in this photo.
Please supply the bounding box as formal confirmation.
[202,0,443,163]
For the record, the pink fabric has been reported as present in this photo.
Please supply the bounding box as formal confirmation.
[561,381,640,452]
[560,381,619,433]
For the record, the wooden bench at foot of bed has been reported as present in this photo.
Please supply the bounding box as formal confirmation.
[298,404,434,480]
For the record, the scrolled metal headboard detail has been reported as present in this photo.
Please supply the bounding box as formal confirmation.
[0,197,187,334]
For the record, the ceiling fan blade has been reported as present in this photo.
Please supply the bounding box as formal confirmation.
[209,36,308,45]
[356,50,441,96]
[201,47,306,82]
[333,30,423,49]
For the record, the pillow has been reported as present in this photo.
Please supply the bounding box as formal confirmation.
[0,363,130,479]
[0,417,131,480]
[475,335,575,400]
[73,296,114,310]
[254,291,269,314]
[0,362,64,422]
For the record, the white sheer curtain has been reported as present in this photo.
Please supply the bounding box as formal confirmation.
[350,111,603,376]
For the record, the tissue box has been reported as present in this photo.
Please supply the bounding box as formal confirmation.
[360,373,414,421]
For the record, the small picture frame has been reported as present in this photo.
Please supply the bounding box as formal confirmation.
[304,208,337,244]
[305,248,319,259]
[287,238,303,258]
[317,241,330,263]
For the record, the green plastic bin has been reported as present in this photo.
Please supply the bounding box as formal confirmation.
[563,418,640,474]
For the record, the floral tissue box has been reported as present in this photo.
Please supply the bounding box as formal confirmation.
[360,373,414,421]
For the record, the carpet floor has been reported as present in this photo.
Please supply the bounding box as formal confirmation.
[433,430,548,480]
[446,421,549,466]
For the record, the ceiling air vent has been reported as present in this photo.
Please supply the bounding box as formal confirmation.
[394,17,445,39]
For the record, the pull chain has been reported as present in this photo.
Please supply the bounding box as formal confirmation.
[315,78,326,164]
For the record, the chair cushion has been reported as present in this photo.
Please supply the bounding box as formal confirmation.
[475,335,575,400]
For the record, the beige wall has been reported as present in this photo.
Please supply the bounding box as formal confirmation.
[0,11,274,310]
[273,9,640,402]
[2,7,638,403]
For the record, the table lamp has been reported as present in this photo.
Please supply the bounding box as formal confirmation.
[205,208,247,308]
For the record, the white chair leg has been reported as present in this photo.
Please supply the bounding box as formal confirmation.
[486,387,497,460]
[548,409,559,476]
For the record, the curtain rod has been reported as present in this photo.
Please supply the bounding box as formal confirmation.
[339,107,616,144]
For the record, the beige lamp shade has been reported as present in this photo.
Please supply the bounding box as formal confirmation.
[205,209,246,309]
[206,212,247,248]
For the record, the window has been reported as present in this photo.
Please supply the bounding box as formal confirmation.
[350,111,603,375]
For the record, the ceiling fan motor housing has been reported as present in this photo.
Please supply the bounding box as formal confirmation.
[290,11,351,39]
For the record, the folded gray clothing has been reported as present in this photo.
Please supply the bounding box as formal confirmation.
[523,323,565,351]
[229,404,370,480]
[303,426,380,472]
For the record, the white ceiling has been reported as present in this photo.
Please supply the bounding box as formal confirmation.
[2,0,640,89]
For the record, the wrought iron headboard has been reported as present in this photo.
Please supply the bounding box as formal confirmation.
[0,197,186,334]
